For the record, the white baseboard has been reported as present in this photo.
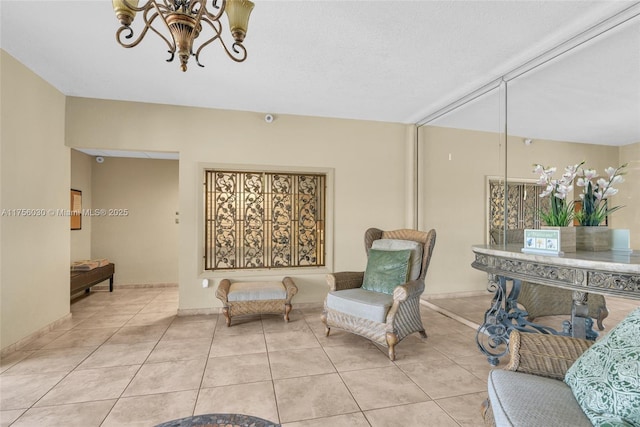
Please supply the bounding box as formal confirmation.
[1,313,73,357]
[177,302,323,317]
[91,282,178,291]
[420,300,481,330]
[177,307,220,316]
[422,290,488,300]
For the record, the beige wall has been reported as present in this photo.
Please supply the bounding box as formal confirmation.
[618,142,640,244]
[65,98,413,309]
[419,126,622,296]
[419,126,504,295]
[70,149,93,261]
[1,51,70,351]
[91,157,179,285]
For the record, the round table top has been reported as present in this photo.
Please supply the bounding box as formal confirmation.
[154,413,279,427]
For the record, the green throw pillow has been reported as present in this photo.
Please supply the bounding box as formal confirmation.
[564,307,640,427]
[361,249,411,295]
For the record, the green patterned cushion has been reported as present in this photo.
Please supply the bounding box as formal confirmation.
[564,307,640,426]
[361,249,411,295]
[371,239,423,280]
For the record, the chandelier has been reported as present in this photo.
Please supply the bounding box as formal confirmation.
[112,0,254,72]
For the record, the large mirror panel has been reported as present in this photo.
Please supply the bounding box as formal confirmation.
[418,85,505,296]
[421,7,639,359]
[506,13,640,247]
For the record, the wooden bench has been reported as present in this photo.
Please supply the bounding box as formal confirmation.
[215,277,298,326]
[70,263,115,299]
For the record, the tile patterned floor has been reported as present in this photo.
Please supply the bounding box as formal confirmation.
[1,288,638,426]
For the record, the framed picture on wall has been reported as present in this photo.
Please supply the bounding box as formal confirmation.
[71,189,82,230]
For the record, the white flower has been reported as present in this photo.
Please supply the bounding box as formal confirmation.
[583,169,598,180]
[604,167,617,178]
[601,187,619,198]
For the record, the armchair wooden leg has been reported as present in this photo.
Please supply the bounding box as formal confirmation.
[481,398,494,425]
[222,307,231,327]
[419,330,427,339]
[320,313,330,336]
[386,332,398,361]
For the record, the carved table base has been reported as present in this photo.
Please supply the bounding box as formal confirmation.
[472,244,640,365]
[476,276,600,366]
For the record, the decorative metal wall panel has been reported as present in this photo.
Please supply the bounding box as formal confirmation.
[271,174,292,267]
[243,173,265,268]
[489,180,545,244]
[297,175,321,266]
[489,182,505,230]
[205,170,325,270]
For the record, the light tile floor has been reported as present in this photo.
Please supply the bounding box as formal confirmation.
[1,288,638,426]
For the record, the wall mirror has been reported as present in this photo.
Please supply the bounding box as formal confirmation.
[417,83,504,288]
[418,7,639,250]
[506,11,640,247]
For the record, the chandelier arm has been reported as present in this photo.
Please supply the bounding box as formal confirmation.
[193,33,222,67]
[157,0,175,11]
[202,0,226,21]
[116,9,166,49]
[228,42,247,62]
[193,17,246,66]
[146,19,177,53]
[147,1,179,60]
[191,0,209,28]
[214,39,247,63]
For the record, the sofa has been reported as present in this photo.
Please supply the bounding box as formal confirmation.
[483,307,640,426]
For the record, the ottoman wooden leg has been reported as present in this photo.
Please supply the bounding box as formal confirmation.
[222,307,231,327]
[284,303,292,322]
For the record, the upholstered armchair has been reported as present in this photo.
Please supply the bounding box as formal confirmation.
[321,228,437,360]
[483,307,640,426]
[482,330,595,426]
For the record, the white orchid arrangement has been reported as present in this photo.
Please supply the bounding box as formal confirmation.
[575,164,627,226]
[533,162,584,226]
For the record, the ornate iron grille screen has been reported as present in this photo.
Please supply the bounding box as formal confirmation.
[489,180,545,244]
[204,170,326,270]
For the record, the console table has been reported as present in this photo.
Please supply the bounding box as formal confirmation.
[471,244,640,365]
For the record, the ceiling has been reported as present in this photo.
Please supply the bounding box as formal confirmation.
[1,0,639,154]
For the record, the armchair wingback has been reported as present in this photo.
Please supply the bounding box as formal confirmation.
[321,227,436,360]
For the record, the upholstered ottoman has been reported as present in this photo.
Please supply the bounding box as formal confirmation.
[215,277,298,326]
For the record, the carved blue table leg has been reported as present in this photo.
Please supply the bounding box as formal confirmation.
[477,275,572,365]
[476,275,511,366]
